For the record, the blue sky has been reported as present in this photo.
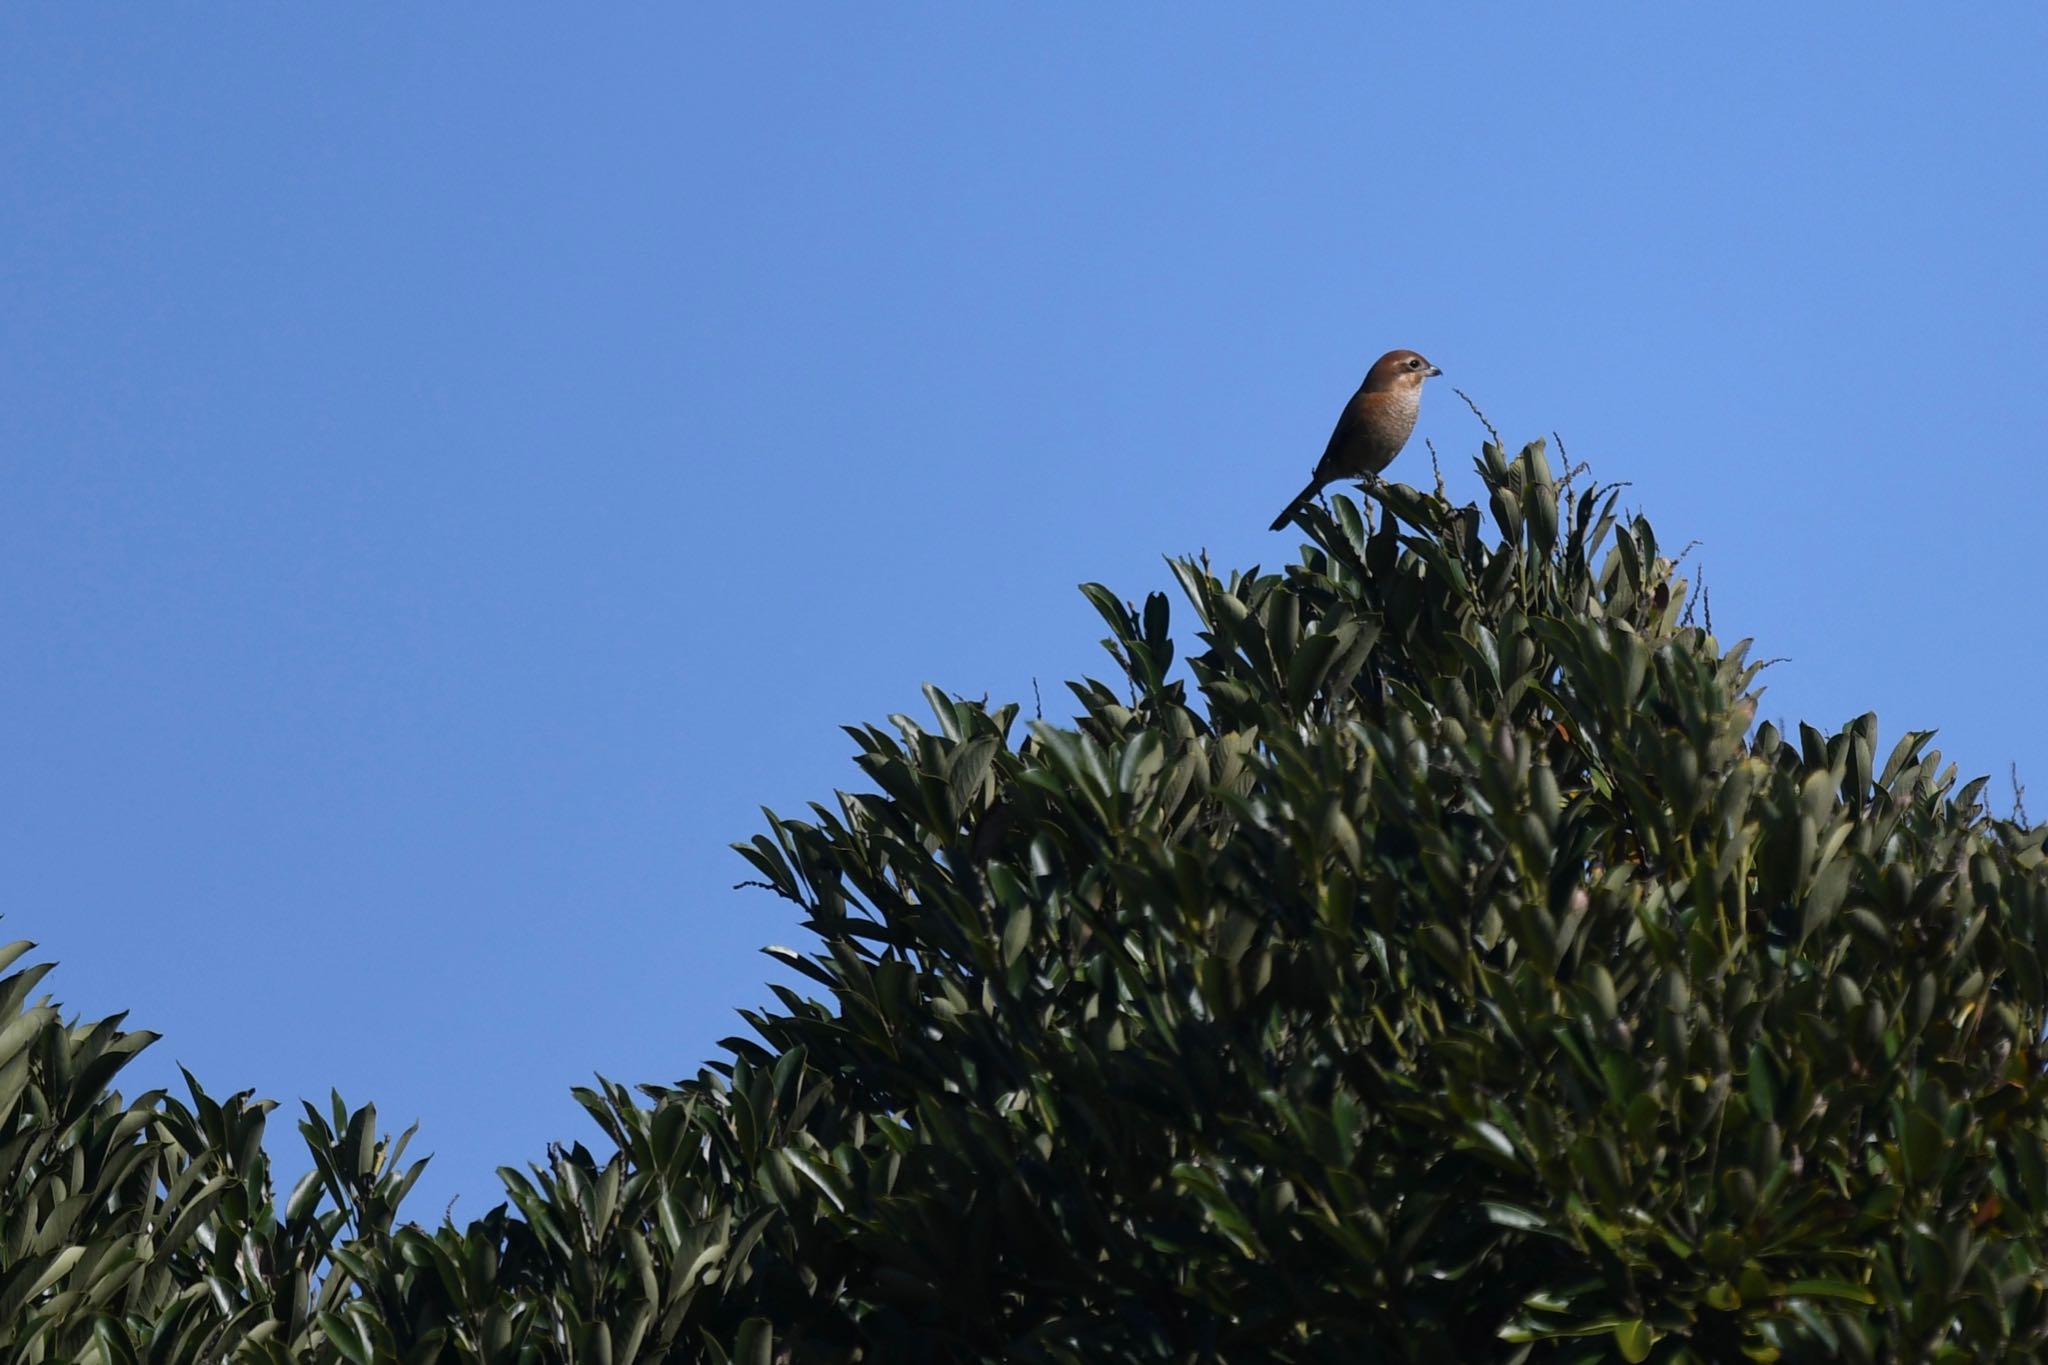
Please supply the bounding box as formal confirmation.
[4,9,2044,1216]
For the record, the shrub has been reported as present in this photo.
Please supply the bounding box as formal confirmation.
[8,443,2045,1363]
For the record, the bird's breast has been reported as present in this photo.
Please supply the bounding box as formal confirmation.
[1364,387,1421,441]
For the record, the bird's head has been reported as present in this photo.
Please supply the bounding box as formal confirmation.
[1364,349,1442,392]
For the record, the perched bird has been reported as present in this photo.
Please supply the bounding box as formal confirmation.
[1268,349,1442,531]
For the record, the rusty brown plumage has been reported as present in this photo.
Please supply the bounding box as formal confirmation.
[1269,349,1441,531]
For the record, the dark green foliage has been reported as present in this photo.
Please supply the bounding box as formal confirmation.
[6,444,2046,1361]
[710,444,2048,1361]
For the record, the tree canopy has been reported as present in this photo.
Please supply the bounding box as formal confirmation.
[8,443,2048,1362]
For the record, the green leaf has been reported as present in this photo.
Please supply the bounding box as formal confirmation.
[735,1318,775,1365]
[1781,1278,1876,1304]
[1482,1202,1549,1231]
[1001,905,1032,966]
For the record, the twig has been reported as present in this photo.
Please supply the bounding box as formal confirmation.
[1032,677,1043,721]
[1452,387,1501,448]
[1425,438,1446,499]
[2013,763,2030,826]
[1556,459,1592,501]
[1550,431,1588,500]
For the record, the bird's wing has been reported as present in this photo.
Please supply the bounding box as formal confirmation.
[1312,384,1366,479]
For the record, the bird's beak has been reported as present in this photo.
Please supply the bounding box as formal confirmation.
[1427,366,1443,377]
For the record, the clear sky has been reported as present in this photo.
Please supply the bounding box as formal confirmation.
[5,8,2044,1217]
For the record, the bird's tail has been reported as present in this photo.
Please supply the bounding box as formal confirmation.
[1268,477,1324,532]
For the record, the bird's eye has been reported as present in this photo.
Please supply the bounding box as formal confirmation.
[1407,357,1421,369]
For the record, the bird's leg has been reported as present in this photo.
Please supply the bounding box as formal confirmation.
[1359,475,1384,529]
